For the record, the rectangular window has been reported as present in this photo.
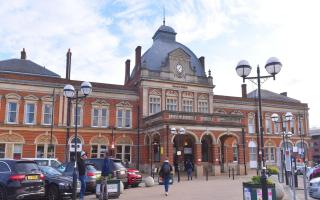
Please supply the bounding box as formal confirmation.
[117,109,123,127]
[248,117,255,134]
[149,96,161,114]
[0,144,5,158]
[233,146,238,162]
[13,144,22,159]
[166,98,177,111]
[8,102,18,123]
[115,145,122,160]
[274,122,280,134]
[47,145,55,158]
[73,106,81,126]
[198,100,208,113]
[25,103,35,124]
[182,99,193,112]
[92,108,99,127]
[265,116,271,134]
[36,145,45,158]
[125,110,131,128]
[91,145,98,158]
[43,104,52,125]
[101,108,108,127]
[100,145,107,158]
[282,117,287,132]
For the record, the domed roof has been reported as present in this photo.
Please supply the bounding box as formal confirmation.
[142,25,205,77]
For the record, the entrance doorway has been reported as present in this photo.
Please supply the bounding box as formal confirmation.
[218,134,239,173]
[173,134,195,172]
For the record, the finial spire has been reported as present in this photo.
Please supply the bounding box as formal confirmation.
[163,6,166,25]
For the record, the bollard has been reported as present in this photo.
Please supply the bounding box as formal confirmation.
[232,168,234,180]
[228,167,231,178]
[206,168,208,181]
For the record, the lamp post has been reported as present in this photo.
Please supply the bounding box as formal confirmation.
[171,127,185,183]
[111,127,115,157]
[236,57,282,200]
[63,81,92,200]
[271,112,293,185]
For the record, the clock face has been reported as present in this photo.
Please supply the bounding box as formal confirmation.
[176,64,183,74]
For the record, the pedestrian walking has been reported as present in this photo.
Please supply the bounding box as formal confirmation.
[100,150,113,200]
[77,151,87,200]
[185,159,193,181]
[159,158,173,196]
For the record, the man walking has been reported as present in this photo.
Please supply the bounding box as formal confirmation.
[77,151,87,200]
[185,159,193,181]
[159,158,172,196]
[100,150,113,200]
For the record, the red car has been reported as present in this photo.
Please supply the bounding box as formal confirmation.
[127,168,142,187]
[310,167,320,180]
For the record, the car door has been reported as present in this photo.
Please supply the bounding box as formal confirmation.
[0,161,11,186]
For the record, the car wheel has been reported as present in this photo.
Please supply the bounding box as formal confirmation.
[0,187,7,200]
[48,185,60,200]
[132,184,139,188]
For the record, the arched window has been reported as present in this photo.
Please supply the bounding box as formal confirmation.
[90,136,108,158]
[248,141,257,168]
[265,141,275,162]
[115,137,132,163]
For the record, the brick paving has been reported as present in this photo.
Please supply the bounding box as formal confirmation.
[84,174,316,200]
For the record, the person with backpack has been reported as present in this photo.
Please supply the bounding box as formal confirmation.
[159,158,172,196]
[100,150,113,200]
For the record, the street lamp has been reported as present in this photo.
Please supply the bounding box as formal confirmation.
[271,112,293,185]
[63,81,92,200]
[236,57,282,200]
[170,127,185,182]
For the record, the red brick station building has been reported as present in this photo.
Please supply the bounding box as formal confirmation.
[0,24,310,176]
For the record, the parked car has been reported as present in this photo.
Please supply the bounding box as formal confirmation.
[39,166,80,200]
[57,162,100,193]
[127,168,142,187]
[309,177,320,199]
[85,158,128,188]
[310,167,320,180]
[32,158,61,169]
[0,159,45,200]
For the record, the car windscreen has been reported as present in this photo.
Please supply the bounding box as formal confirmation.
[15,162,41,174]
[40,166,62,176]
[51,160,61,168]
[113,161,125,170]
[35,160,49,166]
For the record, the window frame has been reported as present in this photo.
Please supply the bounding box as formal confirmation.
[182,98,193,112]
[72,104,83,127]
[248,113,255,134]
[116,108,132,128]
[6,101,19,124]
[149,95,161,115]
[24,102,36,125]
[166,97,177,111]
[42,103,53,125]
[115,144,131,163]
[198,100,208,113]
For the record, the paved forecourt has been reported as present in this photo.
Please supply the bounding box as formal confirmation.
[86,175,252,200]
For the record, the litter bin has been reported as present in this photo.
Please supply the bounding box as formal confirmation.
[243,182,276,200]
[96,179,121,199]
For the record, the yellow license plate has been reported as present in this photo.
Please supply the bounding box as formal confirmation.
[27,175,39,180]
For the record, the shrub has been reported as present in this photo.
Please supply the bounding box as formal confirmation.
[248,176,273,185]
[267,166,279,175]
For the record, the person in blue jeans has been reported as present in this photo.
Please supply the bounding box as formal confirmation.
[159,158,172,196]
[77,151,87,200]
[185,159,193,181]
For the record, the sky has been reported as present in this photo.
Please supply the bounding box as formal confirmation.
[0,0,319,128]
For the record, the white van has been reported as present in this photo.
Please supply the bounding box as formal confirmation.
[24,158,61,168]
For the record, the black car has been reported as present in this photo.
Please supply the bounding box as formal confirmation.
[0,159,45,200]
[85,158,128,188]
[57,162,100,193]
[39,166,80,200]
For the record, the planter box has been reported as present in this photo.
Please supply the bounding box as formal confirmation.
[243,182,276,200]
[96,179,121,199]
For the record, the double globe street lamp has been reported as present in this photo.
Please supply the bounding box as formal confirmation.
[271,112,293,185]
[170,127,185,183]
[236,57,282,200]
[63,81,92,200]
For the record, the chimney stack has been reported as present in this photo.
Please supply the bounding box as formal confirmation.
[21,48,26,59]
[124,59,131,84]
[199,56,205,68]
[242,84,247,98]
[280,92,287,96]
[135,46,141,69]
[66,49,72,80]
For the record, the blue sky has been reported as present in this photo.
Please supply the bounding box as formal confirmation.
[0,0,319,128]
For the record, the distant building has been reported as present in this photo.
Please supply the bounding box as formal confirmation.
[310,129,320,164]
[0,24,310,175]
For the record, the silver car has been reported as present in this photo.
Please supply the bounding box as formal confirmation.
[309,177,320,199]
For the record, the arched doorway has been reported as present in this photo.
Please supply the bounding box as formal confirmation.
[218,133,239,173]
[173,134,196,171]
[201,135,213,162]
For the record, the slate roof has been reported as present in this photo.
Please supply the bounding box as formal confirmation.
[139,25,206,77]
[0,59,60,78]
[247,89,300,103]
